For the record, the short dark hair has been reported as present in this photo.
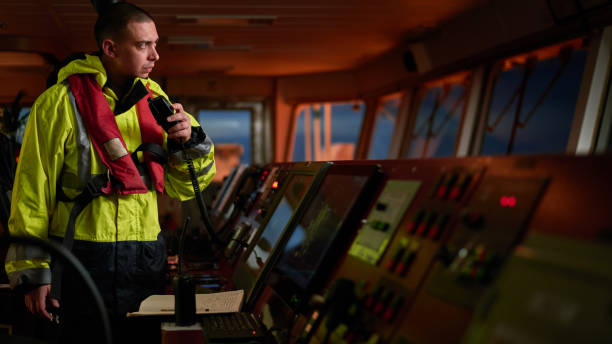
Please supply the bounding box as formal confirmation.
[94,2,155,50]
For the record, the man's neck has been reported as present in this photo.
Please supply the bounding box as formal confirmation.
[101,56,133,101]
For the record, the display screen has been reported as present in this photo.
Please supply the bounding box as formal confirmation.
[245,174,315,276]
[213,166,238,211]
[275,173,370,289]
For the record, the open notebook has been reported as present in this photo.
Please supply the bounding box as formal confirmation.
[127,289,244,317]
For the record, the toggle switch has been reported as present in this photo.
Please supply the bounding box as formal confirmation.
[406,209,425,233]
[436,173,459,199]
[374,290,393,315]
[386,246,405,271]
[365,285,383,310]
[427,214,450,240]
[382,295,404,322]
[448,173,472,201]
[416,212,437,236]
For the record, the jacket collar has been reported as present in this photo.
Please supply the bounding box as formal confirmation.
[57,53,150,115]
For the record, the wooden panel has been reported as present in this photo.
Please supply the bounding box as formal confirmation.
[0,0,487,76]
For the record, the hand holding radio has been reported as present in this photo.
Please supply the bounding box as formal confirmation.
[148,96,192,143]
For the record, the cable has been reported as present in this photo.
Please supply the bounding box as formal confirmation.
[147,95,223,248]
[184,149,224,247]
[0,236,112,344]
[178,216,191,275]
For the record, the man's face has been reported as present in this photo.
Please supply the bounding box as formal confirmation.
[113,20,159,79]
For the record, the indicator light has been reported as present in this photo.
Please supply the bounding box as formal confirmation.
[499,195,517,208]
[272,181,279,189]
[312,311,319,320]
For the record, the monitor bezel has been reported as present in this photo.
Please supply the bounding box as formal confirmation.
[231,161,332,307]
[263,163,383,312]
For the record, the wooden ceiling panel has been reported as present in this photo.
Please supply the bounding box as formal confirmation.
[0,0,488,76]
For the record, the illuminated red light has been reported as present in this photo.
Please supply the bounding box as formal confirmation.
[272,181,279,189]
[507,196,516,207]
[499,196,517,208]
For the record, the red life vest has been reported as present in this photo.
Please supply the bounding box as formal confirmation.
[68,73,165,195]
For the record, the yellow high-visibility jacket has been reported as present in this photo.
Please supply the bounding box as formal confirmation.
[5,54,215,313]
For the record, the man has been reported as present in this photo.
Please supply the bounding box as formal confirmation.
[4,2,215,342]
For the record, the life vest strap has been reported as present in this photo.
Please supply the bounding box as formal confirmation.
[50,142,166,300]
[50,173,108,300]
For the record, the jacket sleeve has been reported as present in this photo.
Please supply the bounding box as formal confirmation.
[164,115,216,201]
[148,88,215,201]
[5,89,70,289]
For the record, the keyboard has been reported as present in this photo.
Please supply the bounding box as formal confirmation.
[201,312,266,343]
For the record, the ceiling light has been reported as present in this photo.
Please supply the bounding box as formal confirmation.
[167,36,214,46]
[175,15,276,26]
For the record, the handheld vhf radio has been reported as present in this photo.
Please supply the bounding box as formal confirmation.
[148,96,179,131]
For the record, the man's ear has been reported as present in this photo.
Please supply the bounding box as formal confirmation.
[101,39,117,58]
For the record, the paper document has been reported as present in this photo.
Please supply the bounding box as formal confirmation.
[127,289,244,317]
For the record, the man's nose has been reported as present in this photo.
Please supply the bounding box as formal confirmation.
[149,47,159,61]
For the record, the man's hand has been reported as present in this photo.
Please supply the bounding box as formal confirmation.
[166,103,192,143]
[25,284,59,321]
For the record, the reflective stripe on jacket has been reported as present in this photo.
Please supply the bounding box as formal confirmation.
[5,54,216,310]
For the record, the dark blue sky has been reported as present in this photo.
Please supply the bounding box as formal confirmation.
[482,49,587,155]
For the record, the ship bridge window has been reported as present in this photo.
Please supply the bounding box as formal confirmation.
[291,101,365,161]
[479,38,588,155]
[368,92,402,159]
[595,44,612,155]
[198,109,251,182]
[405,72,471,158]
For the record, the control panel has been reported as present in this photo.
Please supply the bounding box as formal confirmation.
[198,155,612,344]
[295,156,612,344]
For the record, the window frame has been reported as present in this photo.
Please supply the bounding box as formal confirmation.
[288,100,366,162]
[366,91,405,160]
[473,37,597,156]
[401,71,473,159]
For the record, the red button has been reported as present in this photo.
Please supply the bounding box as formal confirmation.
[436,185,447,198]
[415,222,427,236]
[365,295,375,309]
[374,301,385,314]
[427,225,440,239]
[383,307,395,322]
[448,186,461,200]
[394,262,406,275]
